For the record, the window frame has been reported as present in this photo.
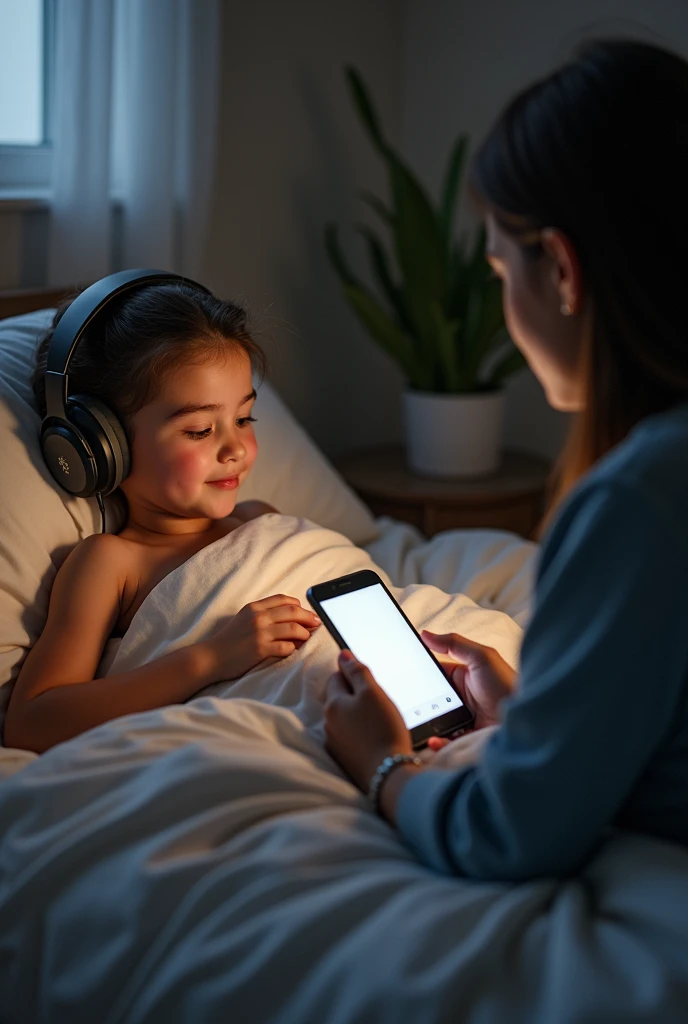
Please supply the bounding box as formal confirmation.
[0,0,55,196]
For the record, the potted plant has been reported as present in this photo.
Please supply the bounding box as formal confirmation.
[325,67,526,478]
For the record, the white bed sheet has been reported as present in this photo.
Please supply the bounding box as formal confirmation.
[368,516,537,627]
[0,515,536,779]
[3,695,688,1024]
[2,516,687,1023]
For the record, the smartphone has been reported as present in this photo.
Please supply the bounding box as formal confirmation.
[307,569,473,749]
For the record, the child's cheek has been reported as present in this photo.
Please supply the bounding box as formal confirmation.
[244,433,258,470]
[167,448,207,489]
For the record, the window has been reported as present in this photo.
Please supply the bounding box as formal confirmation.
[0,0,53,194]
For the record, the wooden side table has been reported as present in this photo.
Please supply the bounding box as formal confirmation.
[335,446,551,539]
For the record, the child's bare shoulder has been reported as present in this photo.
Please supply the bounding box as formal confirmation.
[61,532,133,585]
[45,534,134,630]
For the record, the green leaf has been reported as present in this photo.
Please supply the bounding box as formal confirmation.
[356,224,414,336]
[388,154,448,333]
[464,279,507,380]
[325,221,427,385]
[359,190,394,227]
[346,66,386,154]
[343,66,448,379]
[429,301,462,392]
[342,282,428,387]
[332,66,512,394]
[447,242,468,312]
[448,224,488,322]
[449,223,503,376]
[439,135,469,249]
[468,224,491,291]
[472,277,506,359]
[324,223,356,287]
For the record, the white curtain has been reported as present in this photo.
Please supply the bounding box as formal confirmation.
[48,0,220,286]
[48,0,114,284]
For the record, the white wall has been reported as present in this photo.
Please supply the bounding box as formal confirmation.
[202,0,404,458]
[5,0,688,463]
[401,0,688,461]
[0,0,404,459]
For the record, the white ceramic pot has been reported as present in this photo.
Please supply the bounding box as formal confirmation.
[402,388,505,479]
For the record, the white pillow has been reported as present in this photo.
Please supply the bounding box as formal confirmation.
[0,308,378,732]
[239,385,379,543]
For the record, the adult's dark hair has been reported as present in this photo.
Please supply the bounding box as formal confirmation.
[468,38,688,528]
[33,283,267,433]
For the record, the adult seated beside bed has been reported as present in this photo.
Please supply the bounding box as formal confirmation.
[323,39,688,884]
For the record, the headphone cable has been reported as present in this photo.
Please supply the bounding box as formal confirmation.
[96,491,107,534]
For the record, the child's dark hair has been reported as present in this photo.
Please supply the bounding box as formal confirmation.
[33,283,267,432]
[467,38,688,529]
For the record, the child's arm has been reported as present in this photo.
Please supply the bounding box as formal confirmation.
[3,534,221,754]
[5,534,320,755]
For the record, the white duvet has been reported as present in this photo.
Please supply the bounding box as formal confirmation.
[1,516,687,1023]
[103,514,525,734]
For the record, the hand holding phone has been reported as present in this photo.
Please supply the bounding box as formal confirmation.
[422,630,517,729]
[308,570,474,748]
[324,649,417,794]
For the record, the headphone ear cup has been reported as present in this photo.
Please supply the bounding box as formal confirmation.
[104,403,131,479]
[40,418,99,497]
[67,395,130,496]
[82,395,131,480]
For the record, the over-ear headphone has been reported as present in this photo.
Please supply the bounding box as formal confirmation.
[40,268,210,501]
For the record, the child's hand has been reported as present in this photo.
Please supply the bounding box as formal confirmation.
[205,595,321,680]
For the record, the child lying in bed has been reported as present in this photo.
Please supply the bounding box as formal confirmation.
[4,281,321,754]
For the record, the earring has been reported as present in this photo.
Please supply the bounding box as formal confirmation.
[560,302,573,316]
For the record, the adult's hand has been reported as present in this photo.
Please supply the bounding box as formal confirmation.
[324,650,415,795]
[324,648,502,825]
[422,630,517,733]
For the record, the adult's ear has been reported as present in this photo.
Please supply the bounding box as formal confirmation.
[540,227,584,315]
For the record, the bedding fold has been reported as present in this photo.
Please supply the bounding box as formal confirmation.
[106,513,524,734]
[1,696,687,1023]
[1,514,687,1021]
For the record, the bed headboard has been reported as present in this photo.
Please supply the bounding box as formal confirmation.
[0,286,79,320]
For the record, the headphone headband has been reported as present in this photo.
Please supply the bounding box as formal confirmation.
[40,267,212,503]
[44,268,210,420]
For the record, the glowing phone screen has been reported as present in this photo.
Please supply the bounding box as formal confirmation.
[320,583,463,728]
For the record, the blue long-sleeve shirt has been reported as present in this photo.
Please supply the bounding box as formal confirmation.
[396,403,688,881]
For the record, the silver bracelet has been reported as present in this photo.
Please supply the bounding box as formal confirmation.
[368,753,423,813]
